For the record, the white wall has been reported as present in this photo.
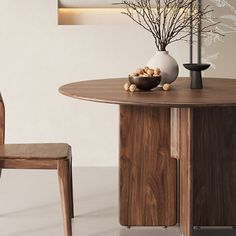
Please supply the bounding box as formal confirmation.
[203,0,236,78]
[0,0,189,166]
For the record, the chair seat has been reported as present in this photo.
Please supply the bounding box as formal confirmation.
[0,143,70,160]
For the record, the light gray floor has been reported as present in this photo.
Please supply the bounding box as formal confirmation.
[0,167,235,236]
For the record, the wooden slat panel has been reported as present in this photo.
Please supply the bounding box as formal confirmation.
[120,105,177,226]
[180,108,193,236]
[171,108,180,159]
[193,107,236,226]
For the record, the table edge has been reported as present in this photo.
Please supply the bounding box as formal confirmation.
[59,78,236,108]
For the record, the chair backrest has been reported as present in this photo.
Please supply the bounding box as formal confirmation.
[0,94,5,144]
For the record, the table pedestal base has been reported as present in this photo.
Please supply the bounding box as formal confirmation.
[176,107,236,236]
[119,105,177,226]
[119,105,236,233]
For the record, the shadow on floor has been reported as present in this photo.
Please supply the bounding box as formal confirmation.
[119,227,236,236]
[193,228,236,236]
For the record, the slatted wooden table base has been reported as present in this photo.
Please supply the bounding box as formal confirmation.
[120,105,176,226]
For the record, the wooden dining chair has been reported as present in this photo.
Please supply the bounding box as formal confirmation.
[0,94,74,236]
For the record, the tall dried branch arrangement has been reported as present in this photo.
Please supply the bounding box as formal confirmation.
[118,0,222,51]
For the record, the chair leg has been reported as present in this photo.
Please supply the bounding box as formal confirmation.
[69,156,74,218]
[57,160,72,236]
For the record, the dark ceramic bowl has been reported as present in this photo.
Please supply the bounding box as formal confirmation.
[128,76,161,91]
[183,63,210,71]
[183,63,211,89]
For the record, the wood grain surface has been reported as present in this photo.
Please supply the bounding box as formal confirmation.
[119,105,177,226]
[0,159,57,169]
[176,107,236,234]
[59,77,236,107]
[0,143,70,160]
[58,159,72,236]
[179,108,193,236]
[193,107,236,226]
[171,108,180,159]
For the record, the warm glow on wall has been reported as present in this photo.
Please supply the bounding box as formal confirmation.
[58,8,131,25]
[58,8,124,12]
[58,1,189,26]
[58,7,169,25]
[58,0,122,8]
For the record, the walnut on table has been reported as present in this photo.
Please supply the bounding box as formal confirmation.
[124,82,130,91]
[129,84,137,92]
[163,83,171,91]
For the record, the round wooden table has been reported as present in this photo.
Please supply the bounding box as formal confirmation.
[60,77,236,236]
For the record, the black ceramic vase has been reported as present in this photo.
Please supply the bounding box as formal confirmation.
[183,63,210,89]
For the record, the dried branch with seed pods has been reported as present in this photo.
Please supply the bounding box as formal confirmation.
[117,0,223,51]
